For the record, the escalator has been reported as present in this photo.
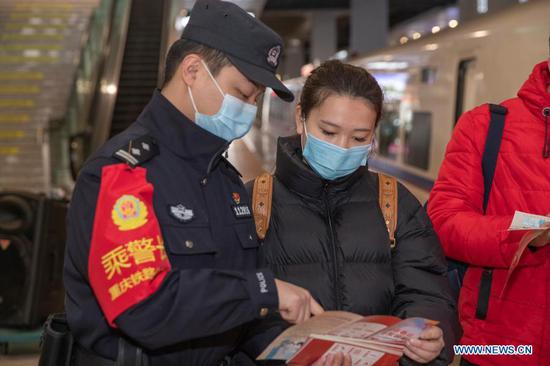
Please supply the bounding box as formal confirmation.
[0,0,107,193]
[109,0,166,137]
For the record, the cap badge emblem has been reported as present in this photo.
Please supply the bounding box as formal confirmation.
[267,45,281,67]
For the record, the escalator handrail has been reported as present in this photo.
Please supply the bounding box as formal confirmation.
[89,0,134,153]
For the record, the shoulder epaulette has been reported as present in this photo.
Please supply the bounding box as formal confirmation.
[113,135,159,168]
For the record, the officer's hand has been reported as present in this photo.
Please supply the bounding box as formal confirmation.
[312,352,352,366]
[275,279,324,324]
[529,217,550,248]
[403,326,445,364]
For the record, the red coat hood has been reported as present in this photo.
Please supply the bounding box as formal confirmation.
[517,60,550,121]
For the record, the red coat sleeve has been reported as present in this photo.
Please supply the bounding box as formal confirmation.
[427,106,541,269]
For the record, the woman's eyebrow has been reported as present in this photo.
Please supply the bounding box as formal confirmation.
[319,119,340,128]
[353,127,372,132]
[320,119,372,132]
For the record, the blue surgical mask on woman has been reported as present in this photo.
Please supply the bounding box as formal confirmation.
[302,121,372,180]
[188,60,257,142]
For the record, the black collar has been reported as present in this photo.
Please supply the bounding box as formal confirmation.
[138,89,237,176]
[274,135,365,199]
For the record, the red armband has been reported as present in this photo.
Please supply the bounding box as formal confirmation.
[88,164,171,326]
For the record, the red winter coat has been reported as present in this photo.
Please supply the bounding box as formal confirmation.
[428,61,550,366]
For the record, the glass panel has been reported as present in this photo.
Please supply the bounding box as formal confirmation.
[373,72,409,161]
[454,58,476,125]
[404,111,432,170]
[421,67,437,85]
[462,59,479,114]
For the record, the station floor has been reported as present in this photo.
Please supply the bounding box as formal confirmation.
[0,343,40,366]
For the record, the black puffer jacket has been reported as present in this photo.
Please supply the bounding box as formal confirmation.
[245,136,460,365]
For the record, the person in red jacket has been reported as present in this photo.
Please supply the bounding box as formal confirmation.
[428,42,550,366]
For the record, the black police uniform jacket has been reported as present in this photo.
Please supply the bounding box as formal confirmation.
[246,136,460,365]
[64,90,278,365]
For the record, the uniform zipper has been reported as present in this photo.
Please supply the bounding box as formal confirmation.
[323,183,341,310]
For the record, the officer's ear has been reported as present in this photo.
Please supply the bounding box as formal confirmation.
[179,54,202,87]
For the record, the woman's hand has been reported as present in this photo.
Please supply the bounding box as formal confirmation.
[312,352,352,366]
[403,326,445,364]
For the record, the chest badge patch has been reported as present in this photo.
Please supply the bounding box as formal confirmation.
[169,204,194,223]
[232,204,252,219]
[112,195,148,231]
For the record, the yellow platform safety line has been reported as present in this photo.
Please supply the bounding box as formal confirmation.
[1,34,65,41]
[0,99,36,108]
[0,146,20,155]
[0,44,62,51]
[0,85,40,94]
[0,72,43,80]
[9,13,73,19]
[0,114,31,123]
[4,23,69,30]
[14,3,75,10]
[0,56,60,64]
[0,130,26,139]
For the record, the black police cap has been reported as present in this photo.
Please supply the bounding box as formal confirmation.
[182,0,294,102]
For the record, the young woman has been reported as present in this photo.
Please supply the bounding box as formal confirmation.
[246,61,459,365]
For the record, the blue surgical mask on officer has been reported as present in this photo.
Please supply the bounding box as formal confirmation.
[301,120,372,181]
[187,60,257,142]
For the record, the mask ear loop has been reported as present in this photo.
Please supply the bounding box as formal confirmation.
[187,59,225,115]
[200,59,225,97]
[300,116,308,152]
[187,85,199,114]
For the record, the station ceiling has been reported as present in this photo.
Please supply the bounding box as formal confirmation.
[264,0,457,27]
[176,0,458,49]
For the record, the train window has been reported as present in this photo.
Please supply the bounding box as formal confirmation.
[421,67,437,84]
[378,108,400,160]
[373,72,409,161]
[404,111,432,170]
[455,58,476,125]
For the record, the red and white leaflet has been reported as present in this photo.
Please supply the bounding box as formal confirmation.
[288,339,400,366]
[501,230,545,297]
[368,318,438,346]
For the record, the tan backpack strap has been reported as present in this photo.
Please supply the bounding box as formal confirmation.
[378,172,398,249]
[252,173,274,240]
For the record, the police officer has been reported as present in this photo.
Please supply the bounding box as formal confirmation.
[63,1,323,365]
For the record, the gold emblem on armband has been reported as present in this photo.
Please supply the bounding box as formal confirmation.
[111,194,148,231]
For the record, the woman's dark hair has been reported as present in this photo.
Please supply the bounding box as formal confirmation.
[299,60,384,126]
